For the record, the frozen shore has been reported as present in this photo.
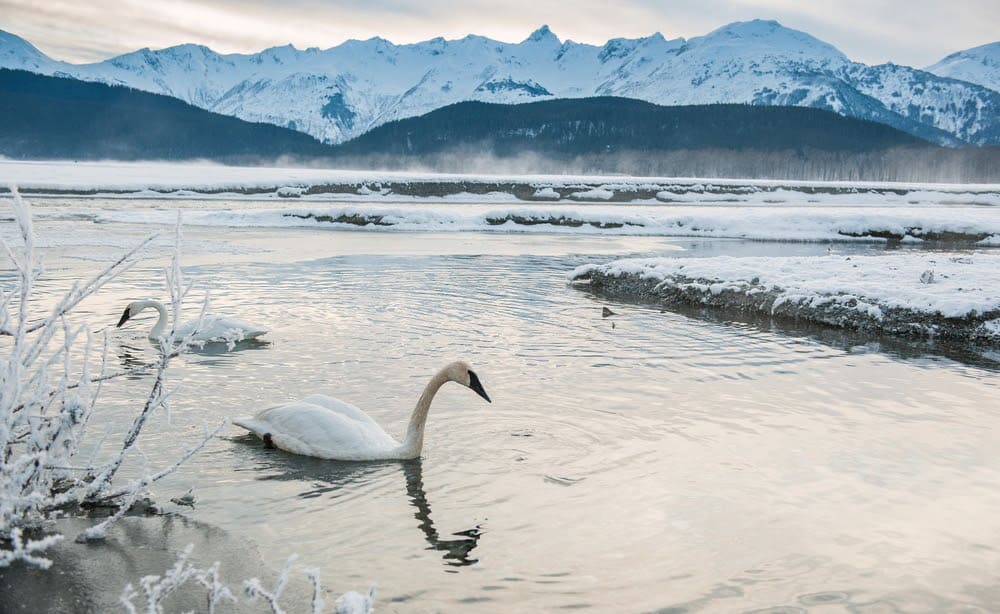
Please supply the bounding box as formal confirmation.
[2,160,1000,206]
[571,254,1000,345]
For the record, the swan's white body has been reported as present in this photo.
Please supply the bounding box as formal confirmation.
[233,361,491,461]
[117,299,268,344]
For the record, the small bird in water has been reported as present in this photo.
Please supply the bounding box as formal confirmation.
[602,307,616,318]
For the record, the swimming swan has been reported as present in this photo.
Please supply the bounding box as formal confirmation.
[232,361,491,461]
[116,299,268,344]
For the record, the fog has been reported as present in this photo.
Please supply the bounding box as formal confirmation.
[265,146,1000,184]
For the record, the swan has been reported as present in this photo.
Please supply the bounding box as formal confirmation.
[116,299,268,344]
[232,361,491,461]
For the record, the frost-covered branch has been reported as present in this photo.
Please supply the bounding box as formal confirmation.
[0,527,63,569]
[244,554,298,614]
[0,190,218,569]
[122,547,374,614]
[119,544,238,614]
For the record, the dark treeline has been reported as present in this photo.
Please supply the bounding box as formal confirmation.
[335,98,930,155]
[0,69,333,160]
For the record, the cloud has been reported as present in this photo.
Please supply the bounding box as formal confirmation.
[2,0,997,66]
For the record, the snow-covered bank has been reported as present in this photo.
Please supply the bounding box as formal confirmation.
[23,202,1000,244]
[571,254,1000,344]
[2,160,999,205]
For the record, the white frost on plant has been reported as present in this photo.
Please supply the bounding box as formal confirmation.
[122,548,375,614]
[0,190,219,568]
[120,544,237,614]
[335,583,378,614]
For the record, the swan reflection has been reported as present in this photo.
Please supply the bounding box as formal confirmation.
[402,460,482,567]
[238,443,482,567]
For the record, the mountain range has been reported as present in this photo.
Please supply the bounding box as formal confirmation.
[1,20,999,147]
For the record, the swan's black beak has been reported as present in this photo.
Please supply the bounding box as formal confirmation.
[468,370,491,403]
[116,307,131,328]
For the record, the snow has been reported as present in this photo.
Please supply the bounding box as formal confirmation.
[1,22,997,145]
[572,253,1000,320]
[9,200,999,244]
[570,188,614,200]
[3,160,999,203]
[3,161,999,242]
[927,42,1000,94]
[532,187,561,199]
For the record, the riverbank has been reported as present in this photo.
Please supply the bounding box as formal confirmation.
[572,253,1000,345]
[2,160,999,206]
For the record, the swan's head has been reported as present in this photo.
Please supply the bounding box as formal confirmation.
[116,303,136,327]
[446,361,491,403]
[117,299,156,327]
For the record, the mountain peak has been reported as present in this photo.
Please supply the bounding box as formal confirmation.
[0,29,51,65]
[690,19,849,63]
[926,41,1000,92]
[524,25,560,45]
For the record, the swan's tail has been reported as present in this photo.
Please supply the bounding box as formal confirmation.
[232,417,264,435]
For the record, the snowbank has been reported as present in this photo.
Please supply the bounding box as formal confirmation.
[2,160,999,205]
[571,254,1000,344]
[21,202,1000,244]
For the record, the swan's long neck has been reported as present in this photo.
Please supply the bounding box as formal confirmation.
[135,300,169,340]
[400,368,451,458]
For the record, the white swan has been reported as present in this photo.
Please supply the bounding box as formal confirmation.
[233,361,491,461]
[116,299,268,344]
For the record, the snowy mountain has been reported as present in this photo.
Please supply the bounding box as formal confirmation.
[926,42,1000,94]
[2,21,999,146]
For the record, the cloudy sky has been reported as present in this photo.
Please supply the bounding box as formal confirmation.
[3,0,997,68]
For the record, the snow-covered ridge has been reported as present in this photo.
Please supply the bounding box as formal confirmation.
[926,42,1000,94]
[571,254,1000,343]
[1,21,998,146]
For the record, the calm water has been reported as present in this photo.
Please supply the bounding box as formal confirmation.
[7,200,1000,612]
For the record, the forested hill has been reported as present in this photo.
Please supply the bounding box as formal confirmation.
[0,69,335,160]
[334,98,932,158]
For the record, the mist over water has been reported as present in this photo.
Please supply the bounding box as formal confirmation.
[7,199,1000,611]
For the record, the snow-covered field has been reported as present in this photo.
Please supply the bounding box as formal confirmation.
[573,253,1000,342]
[2,160,999,205]
[3,161,1000,244]
[19,201,998,245]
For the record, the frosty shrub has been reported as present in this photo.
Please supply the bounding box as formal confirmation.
[0,189,224,566]
[121,547,377,614]
[1,191,375,612]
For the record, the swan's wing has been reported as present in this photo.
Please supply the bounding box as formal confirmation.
[233,401,399,460]
[299,394,383,429]
[178,314,268,342]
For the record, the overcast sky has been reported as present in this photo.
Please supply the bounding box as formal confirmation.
[3,0,997,68]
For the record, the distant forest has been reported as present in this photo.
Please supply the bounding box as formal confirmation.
[2,69,998,182]
[335,98,930,155]
[0,69,332,160]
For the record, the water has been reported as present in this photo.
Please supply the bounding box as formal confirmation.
[5,200,1000,612]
